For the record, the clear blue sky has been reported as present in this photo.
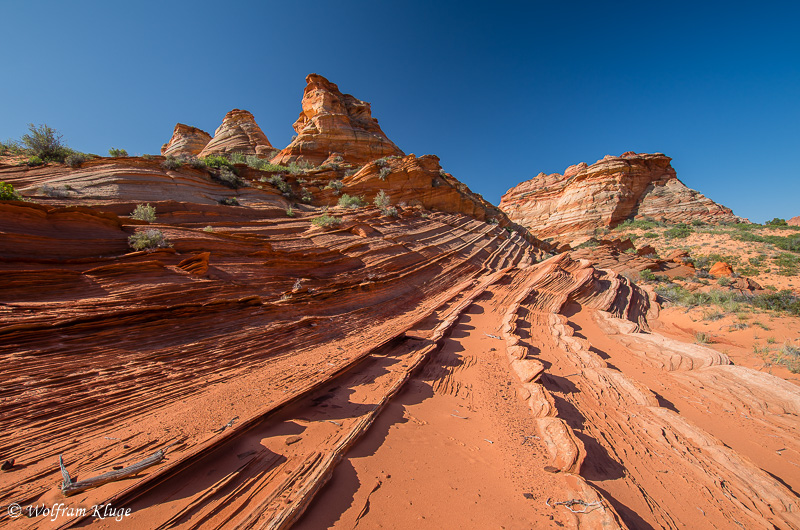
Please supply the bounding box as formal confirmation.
[2,1,798,223]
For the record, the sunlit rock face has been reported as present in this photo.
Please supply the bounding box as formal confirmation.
[271,73,404,166]
[500,152,744,246]
[161,123,212,157]
[199,109,273,157]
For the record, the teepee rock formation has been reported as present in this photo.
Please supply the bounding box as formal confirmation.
[198,109,273,158]
[271,74,404,166]
[500,152,743,246]
[161,123,212,157]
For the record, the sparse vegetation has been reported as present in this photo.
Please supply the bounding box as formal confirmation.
[0,181,23,201]
[218,197,240,206]
[213,166,246,189]
[695,332,712,344]
[765,218,788,227]
[203,155,234,169]
[27,155,44,166]
[299,187,312,203]
[324,180,344,195]
[161,156,182,170]
[378,167,391,180]
[21,124,71,162]
[286,206,295,217]
[203,225,214,232]
[131,203,156,222]
[374,190,390,209]
[65,153,88,167]
[338,194,366,209]
[655,284,800,316]
[312,213,342,229]
[40,184,70,197]
[108,148,128,157]
[128,229,171,251]
[267,174,291,195]
[245,155,290,173]
[776,342,800,373]
[664,223,693,239]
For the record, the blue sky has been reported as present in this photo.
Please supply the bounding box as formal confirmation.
[1,0,798,222]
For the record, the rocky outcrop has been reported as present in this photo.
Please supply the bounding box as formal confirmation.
[198,109,273,158]
[161,124,212,157]
[789,215,800,226]
[500,152,743,246]
[271,74,404,166]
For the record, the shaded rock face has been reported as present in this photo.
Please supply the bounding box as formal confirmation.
[500,152,743,246]
[198,109,273,158]
[271,74,404,166]
[161,124,212,157]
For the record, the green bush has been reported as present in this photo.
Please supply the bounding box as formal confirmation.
[131,203,156,222]
[717,276,731,286]
[381,206,398,217]
[312,213,342,228]
[287,161,314,174]
[41,184,70,197]
[218,197,240,206]
[108,148,128,157]
[0,181,23,201]
[286,206,295,217]
[184,156,206,169]
[203,155,234,169]
[766,218,788,226]
[338,193,366,208]
[128,229,171,251]
[639,269,656,281]
[229,152,247,164]
[378,167,391,180]
[244,155,290,172]
[21,124,70,162]
[664,223,693,239]
[695,332,712,344]
[27,155,44,166]
[324,180,344,194]
[299,187,312,203]
[267,174,291,194]
[613,218,664,231]
[655,284,800,316]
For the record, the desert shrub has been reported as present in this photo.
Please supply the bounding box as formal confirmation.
[639,269,656,281]
[108,148,128,157]
[183,156,206,169]
[324,180,344,194]
[41,184,71,197]
[0,181,23,201]
[142,154,155,160]
[732,231,800,253]
[203,225,214,232]
[381,206,398,217]
[656,284,800,316]
[245,155,289,172]
[286,206,295,217]
[613,218,664,231]
[378,167,391,181]
[691,219,706,227]
[300,187,312,203]
[344,169,357,177]
[774,253,800,276]
[65,153,88,167]
[374,190,390,209]
[717,276,731,286]
[229,152,247,164]
[664,223,693,239]
[765,218,788,226]
[128,229,171,251]
[161,156,182,170]
[21,123,71,161]
[312,213,342,228]
[131,203,156,222]
[287,161,314,174]
[695,332,712,344]
[218,197,240,206]
[267,174,291,194]
[203,155,234,169]
[777,343,800,373]
[213,166,246,189]
[338,193,366,208]
[27,155,44,166]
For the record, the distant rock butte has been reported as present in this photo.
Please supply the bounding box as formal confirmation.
[271,74,404,166]
[789,216,800,226]
[499,152,743,246]
[198,109,273,158]
[161,124,212,157]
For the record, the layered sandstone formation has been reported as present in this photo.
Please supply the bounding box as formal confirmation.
[500,152,743,246]
[1,155,799,529]
[198,109,273,157]
[160,123,212,157]
[271,74,404,166]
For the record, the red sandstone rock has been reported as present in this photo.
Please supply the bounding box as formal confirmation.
[271,74,404,166]
[789,216,800,226]
[198,109,273,158]
[500,152,744,246]
[161,124,212,157]
[709,261,734,277]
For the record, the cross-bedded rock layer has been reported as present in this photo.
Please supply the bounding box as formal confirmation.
[500,152,743,246]
[160,123,212,158]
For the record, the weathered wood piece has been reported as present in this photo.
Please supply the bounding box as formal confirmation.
[59,449,166,497]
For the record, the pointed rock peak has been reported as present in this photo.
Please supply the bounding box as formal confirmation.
[198,109,273,158]
[271,73,404,166]
[161,123,212,157]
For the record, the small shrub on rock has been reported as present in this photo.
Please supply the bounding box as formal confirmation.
[22,124,70,161]
[218,197,240,206]
[128,229,171,251]
[27,155,44,166]
[131,203,156,222]
[312,214,342,229]
[213,166,246,189]
[338,194,366,209]
[162,156,183,170]
[65,153,88,167]
[378,167,391,181]
[108,148,128,157]
[0,181,23,201]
